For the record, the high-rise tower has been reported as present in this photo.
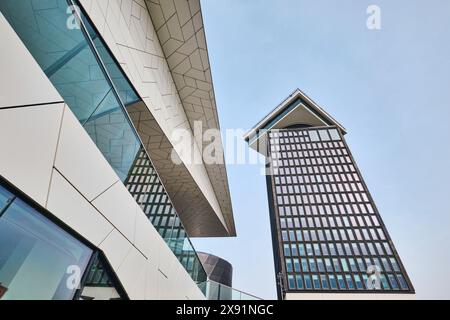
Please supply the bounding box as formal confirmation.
[245,89,414,300]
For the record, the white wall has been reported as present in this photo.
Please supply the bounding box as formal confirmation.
[0,11,204,300]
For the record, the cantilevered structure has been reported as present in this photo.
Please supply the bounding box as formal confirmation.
[0,0,235,300]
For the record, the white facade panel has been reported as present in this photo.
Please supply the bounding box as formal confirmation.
[0,12,62,108]
[0,103,64,207]
[46,169,115,247]
[92,181,138,242]
[145,262,159,300]
[117,247,148,300]
[133,206,158,258]
[99,229,134,271]
[54,105,120,202]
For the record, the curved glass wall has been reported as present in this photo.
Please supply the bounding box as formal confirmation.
[0,0,207,292]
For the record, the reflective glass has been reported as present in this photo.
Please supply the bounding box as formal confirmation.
[0,187,92,300]
[77,253,125,300]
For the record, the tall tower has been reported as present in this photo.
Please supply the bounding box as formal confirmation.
[245,89,414,300]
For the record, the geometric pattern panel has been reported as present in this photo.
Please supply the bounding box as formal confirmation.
[145,0,235,235]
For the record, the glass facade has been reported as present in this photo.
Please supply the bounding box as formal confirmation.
[76,253,126,300]
[124,148,207,285]
[0,0,141,182]
[267,126,414,295]
[0,182,92,300]
[0,0,207,292]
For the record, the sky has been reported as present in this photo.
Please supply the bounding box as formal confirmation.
[191,0,450,300]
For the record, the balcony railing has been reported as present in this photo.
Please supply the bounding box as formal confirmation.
[199,280,262,300]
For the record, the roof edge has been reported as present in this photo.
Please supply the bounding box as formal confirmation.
[244,89,347,141]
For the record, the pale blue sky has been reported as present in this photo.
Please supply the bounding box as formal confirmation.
[192,0,450,299]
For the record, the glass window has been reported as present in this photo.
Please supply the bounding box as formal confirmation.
[380,274,390,290]
[291,244,298,256]
[349,258,358,272]
[325,259,333,272]
[357,258,365,272]
[301,259,309,272]
[388,274,399,290]
[76,253,125,300]
[0,187,14,213]
[288,275,296,290]
[333,258,341,272]
[298,244,306,257]
[320,275,329,289]
[329,129,341,141]
[309,259,317,272]
[306,244,313,256]
[329,275,338,289]
[382,258,391,272]
[293,259,301,272]
[345,275,355,289]
[397,274,409,290]
[337,275,346,289]
[309,131,320,142]
[0,187,92,300]
[354,275,364,290]
[318,130,331,141]
[390,258,400,272]
[283,244,291,257]
[341,258,349,272]
[304,275,312,289]
[317,259,325,272]
[312,275,320,289]
[286,259,293,272]
[296,275,304,290]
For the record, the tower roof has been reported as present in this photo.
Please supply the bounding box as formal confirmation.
[244,89,346,155]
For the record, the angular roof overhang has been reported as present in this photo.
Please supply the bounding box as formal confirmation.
[244,89,347,156]
[145,0,235,236]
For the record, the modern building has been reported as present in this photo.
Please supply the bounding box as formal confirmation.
[244,89,415,300]
[198,252,233,287]
[0,0,236,300]
[198,252,234,300]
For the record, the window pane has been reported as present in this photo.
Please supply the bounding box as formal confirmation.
[288,275,296,289]
[309,131,320,142]
[0,187,14,213]
[78,253,125,300]
[296,275,303,289]
[329,129,341,141]
[318,130,330,141]
[0,196,92,300]
[304,275,312,289]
